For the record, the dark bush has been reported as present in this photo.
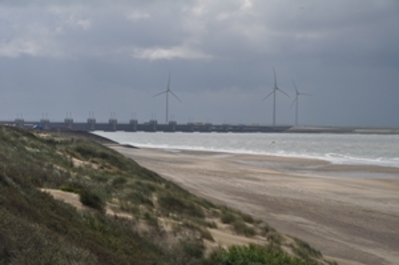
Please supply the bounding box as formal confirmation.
[241,213,255,224]
[158,193,204,218]
[112,176,127,187]
[74,145,97,158]
[232,221,256,237]
[181,239,204,259]
[221,211,236,224]
[0,174,10,187]
[79,188,105,212]
[126,190,154,207]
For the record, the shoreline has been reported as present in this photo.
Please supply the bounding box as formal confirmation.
[121,144,399,178]
[109,144,399,265]
[93,131,399,170]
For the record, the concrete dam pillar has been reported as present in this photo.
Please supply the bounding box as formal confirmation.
[150,120,157,132]
[87,118,96,131]
[40,119,50,130]
[14,119,24,128]
[109,119,117,131]
[129,119,138,132]
[168,121,176,132]
[64,118,73,130]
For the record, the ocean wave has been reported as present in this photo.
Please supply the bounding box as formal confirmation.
[93,131,399,169]
[122,142,399,168]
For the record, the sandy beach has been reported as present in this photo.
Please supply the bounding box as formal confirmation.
[109,145,399,265]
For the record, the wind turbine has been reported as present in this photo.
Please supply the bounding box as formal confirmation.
[153,71,181,124]
[263,68,289,126]
[290,78,311,126]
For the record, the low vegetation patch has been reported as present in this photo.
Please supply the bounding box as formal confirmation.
[221,211,236,224]
[208,244,310,265]
[158,192,205,218]
[232,220,256,237]
[79,187,105,212]
[60,182,81,193]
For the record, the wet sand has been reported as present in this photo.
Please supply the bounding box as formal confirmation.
[110,145,399,265]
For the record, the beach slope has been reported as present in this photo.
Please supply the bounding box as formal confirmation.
[110,145,399,265]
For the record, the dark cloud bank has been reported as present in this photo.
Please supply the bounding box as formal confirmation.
[0,0,398,127]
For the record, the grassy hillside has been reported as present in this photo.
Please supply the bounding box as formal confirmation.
[0,126,336,265]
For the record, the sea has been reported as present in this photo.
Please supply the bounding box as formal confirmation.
[93,131,399,169]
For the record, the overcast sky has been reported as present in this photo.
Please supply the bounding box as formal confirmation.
[0,0,398,127]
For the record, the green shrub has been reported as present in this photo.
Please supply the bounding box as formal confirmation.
[133,180,157,193]
[60,183,81,194]
[158,193,204,218]
[74,145,97,159]
[241,213,255,224]
[208,244,308,265]
[91,174,110,183]
[111,176,127,187]
[221,211,236,224]
[232,221,256,237]
[79,188,105,212]
[181,239,204,259]
[195,198,216,209]
[126,190,154,207]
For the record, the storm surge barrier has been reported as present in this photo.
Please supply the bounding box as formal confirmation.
[0,119,291,133]
[3,119,398,134]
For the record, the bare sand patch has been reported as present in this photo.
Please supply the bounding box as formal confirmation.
[41,188,85,210]
[110,145,399,265]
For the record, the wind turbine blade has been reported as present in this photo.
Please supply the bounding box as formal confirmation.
[291,78,298,94]
[290,97,297,109]
[169,90,182,102]
[273,68,277,88]
[277,88,290,98]
[153,90,167,97]
[167,71,171,90]
[263,90,274,100]
[300,92,312,96]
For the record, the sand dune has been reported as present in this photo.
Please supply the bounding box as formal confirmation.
[110,145,399,265]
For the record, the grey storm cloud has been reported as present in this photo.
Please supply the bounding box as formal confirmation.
[0,0,398,127]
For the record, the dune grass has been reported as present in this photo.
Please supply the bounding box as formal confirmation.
[0,125,335,265]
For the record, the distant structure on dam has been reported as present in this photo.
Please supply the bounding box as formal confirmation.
[1,118,291,133]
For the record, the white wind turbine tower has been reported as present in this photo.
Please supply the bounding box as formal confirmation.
[291,78,311,126]
[263,68,289,126]
[153,71,181,124]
